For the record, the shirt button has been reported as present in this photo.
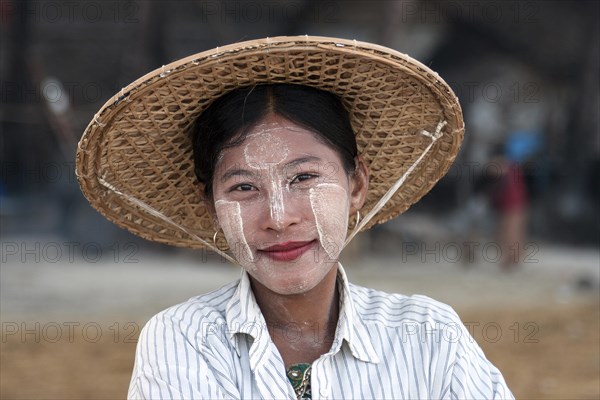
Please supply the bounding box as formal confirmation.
[320,386,328,397]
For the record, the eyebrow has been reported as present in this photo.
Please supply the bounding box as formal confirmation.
[284,156,321,169]
[219,168,260,183]
[219,156,322,182]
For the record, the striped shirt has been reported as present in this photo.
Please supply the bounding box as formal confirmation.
[128,265,514,399]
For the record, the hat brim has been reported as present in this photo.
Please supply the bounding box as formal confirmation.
[76,36,464,251]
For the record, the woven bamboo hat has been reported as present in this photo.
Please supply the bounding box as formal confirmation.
[76,36,464,252]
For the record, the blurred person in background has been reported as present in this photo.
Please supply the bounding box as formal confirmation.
[489,131,540,270]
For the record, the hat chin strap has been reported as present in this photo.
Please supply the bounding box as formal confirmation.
[344,120,447,247]
[96,176,238,264]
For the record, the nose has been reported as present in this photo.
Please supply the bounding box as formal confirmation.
[260,184,302,232]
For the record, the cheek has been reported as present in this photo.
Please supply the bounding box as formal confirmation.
[214,200,255,265]
[309,184,349,259]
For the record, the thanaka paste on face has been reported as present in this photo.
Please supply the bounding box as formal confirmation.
[214,199,256,266]
[212,116,352,295]
[309,183,349,260]
[243,122,294,229]
[217,121,351,264]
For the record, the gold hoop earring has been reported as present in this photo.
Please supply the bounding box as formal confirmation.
[212,228,228,252]
[349,210,361,231]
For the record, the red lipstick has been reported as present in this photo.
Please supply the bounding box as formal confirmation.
[259,240,316,262]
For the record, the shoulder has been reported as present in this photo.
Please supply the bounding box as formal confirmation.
[347,284,514,397]
[348,282,461,327]
[138,279,240,342]
[129,280,243,399]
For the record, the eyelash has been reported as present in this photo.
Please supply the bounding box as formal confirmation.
[230,173,318,192]
[233,183,255,192]
[292,173,318,183]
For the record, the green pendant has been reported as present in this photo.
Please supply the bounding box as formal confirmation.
[286,363,312,399]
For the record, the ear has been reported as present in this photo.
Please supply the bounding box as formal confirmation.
[349,155,369,214]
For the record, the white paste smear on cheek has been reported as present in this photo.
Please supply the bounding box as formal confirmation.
[214,200,256,266]
[309,183,349,260]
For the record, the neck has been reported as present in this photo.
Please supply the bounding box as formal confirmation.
[249,263,340,351]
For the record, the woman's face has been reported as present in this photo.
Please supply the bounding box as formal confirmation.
[211,113,367,295]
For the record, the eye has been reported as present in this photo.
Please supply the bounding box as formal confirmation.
[291,173,318,184]
[232,183,256,192]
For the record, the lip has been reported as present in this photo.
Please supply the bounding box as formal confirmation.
[259,240,317,262]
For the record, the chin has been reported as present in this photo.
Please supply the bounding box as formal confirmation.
[252,258,338,296]
[273,281,315,296]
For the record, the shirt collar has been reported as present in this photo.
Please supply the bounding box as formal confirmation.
[224,269,266,358]
[224,264,380,364]
[332,264,381,364]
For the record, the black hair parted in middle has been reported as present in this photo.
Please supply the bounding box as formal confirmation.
[192,84,358,197]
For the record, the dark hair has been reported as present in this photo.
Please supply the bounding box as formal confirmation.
[192,84,358,197]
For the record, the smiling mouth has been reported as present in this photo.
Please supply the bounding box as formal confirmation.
[259,240,317,262]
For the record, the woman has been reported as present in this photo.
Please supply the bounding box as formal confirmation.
[77,37,513,399]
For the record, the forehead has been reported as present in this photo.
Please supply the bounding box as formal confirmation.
[217,114,342,168]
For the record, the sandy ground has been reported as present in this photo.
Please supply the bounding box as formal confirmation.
[1,240,599,399]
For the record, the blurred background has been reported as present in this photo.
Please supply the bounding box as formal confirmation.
[1,0,598,398]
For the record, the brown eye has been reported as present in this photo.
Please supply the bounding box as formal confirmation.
[292,173,317,184]
[233,183,255,191]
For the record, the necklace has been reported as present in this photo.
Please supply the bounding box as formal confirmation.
[287,363,312,399]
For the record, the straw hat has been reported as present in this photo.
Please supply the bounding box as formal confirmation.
[76,36,464,252]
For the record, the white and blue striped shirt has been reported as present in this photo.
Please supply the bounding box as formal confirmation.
[128,265,514,399]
